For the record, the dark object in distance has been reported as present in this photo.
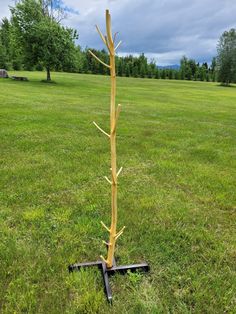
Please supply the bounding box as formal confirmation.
[12,76,28,81]
[0,69,9,78]
[69,258,149,304]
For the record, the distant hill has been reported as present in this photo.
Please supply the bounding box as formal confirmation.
[157,64,180,70]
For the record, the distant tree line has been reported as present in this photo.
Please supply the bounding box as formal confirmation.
[0,0,235,84]
[0,22,218,83]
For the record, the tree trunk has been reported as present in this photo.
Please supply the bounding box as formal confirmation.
[46,66,51,81]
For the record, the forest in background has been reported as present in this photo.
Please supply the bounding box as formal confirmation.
[0,15,217,82]
[0,0,235,84]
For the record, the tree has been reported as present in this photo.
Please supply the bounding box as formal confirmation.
[155,68,160,79]
[186,66,192,80]
[11,0,78,81]
[216,28,236,85]
[194,69,199,81]
[174,70,180,80]
[189,59,197,77]
[0,18,13,69]
[161,69,166,79]
[40,0,66,22]
[132,65,138,77]
[140,63,146,78]
[139,53,147,77]
[167,69,173,79]
[147,64,152,78]
[210,57,216,72]
[180,55,188,79]
[210,57,217,82]
[199,65,206,81]
[0,37,7,68]
[0,18,11,55]
[148,60,156,78]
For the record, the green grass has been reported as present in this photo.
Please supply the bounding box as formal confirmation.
[0,71,236,313]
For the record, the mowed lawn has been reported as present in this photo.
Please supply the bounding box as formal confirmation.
[0,72,236,313]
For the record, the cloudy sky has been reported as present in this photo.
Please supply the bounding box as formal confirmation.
[1,0,236,65]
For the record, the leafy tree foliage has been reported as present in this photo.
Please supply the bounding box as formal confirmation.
[11,0,78,81]
[1,0,229,84]
[179,56,218,82]
[217,28,236,85]
[0,17,23,69]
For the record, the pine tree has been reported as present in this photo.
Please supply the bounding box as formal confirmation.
[155,68,160,79]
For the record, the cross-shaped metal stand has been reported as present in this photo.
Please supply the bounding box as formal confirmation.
[68,258,149,303]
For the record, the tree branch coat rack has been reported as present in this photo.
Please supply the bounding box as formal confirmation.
[69,9,149,304]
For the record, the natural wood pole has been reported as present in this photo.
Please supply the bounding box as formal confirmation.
[89,10,124,268]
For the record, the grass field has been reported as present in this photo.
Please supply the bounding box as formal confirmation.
[0,71,236,313]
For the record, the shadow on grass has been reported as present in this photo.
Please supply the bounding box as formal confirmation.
[216,83,236,88]
[41,79,57,84]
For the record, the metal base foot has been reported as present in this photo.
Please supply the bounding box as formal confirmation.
[68,259,149,303]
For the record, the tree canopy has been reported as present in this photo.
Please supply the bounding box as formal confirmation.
[217,28,236,85]
[11,0,78,81]
[1,1,235,84]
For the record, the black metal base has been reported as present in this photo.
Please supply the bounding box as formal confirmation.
[68,258,149,303]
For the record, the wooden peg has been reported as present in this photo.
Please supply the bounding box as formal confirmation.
[88,50,111,69]
[93,121,110,138]
[101,221,110,232]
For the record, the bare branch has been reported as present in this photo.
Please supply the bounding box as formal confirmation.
[115,231,123,240]
[115,40,122,51]
[104,35,112,54]
[95,24,107,46]
[117,226,126,235]
[102,240,111,246]
[116,104,121,122]
[88,50,111,69]
[93,121,110,138]
[95,25,112,54]
[115,226,126,240]
[113,32,119,43]
[101,221,110,232]
[117,166,123,177]
[100,255,107,263]
[104,176,112,185]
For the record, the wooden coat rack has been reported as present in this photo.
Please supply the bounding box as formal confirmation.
[69,10,149,303]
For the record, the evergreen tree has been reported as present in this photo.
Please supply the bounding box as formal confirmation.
[161,69,166,79]
[174,70,180,80]
[0,37,7,68]
[199,65,206,81]
[189,59,197,77]
[186,66,192,80]
[147,64,152,78]
[168,69,173,79]
[155,68,160,79]
[140,63,146,78]
[194,69,199,81]
[132,65,138,77]
[180,56,188,79]
[125,63,131,77]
